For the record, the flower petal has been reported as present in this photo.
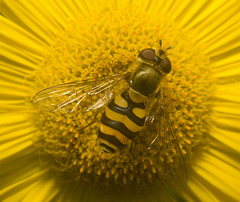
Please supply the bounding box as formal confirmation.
[0,113,35,160]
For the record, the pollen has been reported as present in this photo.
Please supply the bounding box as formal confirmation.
[30,4,214,191]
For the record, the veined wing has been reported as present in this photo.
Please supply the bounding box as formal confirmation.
[32,73,130,113]
[145,92,187,190]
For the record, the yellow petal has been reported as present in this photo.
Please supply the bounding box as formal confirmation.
[0,169,49,201]
[195,152,240,201]
[0,16,44,54]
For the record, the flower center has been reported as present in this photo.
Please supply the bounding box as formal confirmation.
[30,5,214,190]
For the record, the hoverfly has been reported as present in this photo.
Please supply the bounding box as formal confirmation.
[32,40,187,189]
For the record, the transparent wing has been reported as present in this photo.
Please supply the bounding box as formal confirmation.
[32,73,129,113]
[145,92,187,190]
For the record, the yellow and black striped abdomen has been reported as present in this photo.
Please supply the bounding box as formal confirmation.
[98,88,147,153]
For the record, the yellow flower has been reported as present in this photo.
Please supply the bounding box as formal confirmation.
[0,0,239,201]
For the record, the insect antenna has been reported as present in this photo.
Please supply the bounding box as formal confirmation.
[166,46,172,50]
[159,39,172,52]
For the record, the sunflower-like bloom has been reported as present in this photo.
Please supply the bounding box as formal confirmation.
[0,0,240,201]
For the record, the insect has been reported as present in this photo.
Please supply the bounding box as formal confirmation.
[32,40,187,189]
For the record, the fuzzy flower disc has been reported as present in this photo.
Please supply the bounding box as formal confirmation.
[30,5,214,190]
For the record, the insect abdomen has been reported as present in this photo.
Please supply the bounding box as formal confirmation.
[98,88,147,153]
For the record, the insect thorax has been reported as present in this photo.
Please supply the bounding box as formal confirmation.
[131,63,162,96]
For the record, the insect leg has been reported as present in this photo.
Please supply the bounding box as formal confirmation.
[130,141,135,153]
[147,133,160,150]
[79,108,103,134]
[79,121,95,134]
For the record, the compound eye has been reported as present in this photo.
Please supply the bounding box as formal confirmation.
[138,48,155,61]
[160,57,172,74]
